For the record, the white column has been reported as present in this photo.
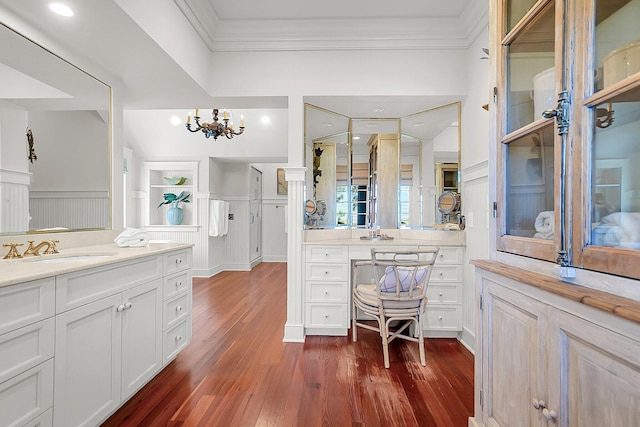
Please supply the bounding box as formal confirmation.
[283,167,306,342]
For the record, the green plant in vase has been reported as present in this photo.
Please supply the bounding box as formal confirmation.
[158,191,191,225]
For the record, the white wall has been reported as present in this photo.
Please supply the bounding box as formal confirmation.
[460,25,491,352]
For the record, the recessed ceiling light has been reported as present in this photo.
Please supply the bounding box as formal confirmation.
[353,136,361,140]
[49,3,74,17]
[365,123,377,128]
[170,115,183,126]
[261,116,270,124]
[372,107,385,112]
[413,122,425,127]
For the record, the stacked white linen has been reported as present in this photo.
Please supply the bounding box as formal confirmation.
[596,212,640,248]
[209,200,229,237]
[114,228,149,247]
[533,211,554,240]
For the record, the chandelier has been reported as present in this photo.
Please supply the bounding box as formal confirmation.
[185,109,245,140]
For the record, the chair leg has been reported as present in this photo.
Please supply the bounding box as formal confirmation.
[418,315,426,366]
[352,303,357,342]
[381,316,390,368]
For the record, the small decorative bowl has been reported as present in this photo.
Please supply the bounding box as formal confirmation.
[164,177,187,185]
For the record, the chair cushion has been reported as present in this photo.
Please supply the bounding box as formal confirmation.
[355,283,423,309]
[379,266,428,292]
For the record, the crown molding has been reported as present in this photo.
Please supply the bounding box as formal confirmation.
[175,0,489,52]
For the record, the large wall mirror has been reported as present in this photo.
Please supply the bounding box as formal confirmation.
[0,23,111,235]
[304,98,460,229]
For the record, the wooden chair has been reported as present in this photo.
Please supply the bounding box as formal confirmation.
[352,247,439,368]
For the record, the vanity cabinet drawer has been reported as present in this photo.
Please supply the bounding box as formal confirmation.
[164,250,191,276]
[164,293,191,330]
[24,408,53,427]
[431,265,462,282]
[430,246,464,265]
[305,304,349,328]
[307,281,348,303]
[0,358,53,427]
[427,284,462,304]
[163,271,191,300]
[163,318,191,364]
[0,278,55,335]
[424,306,462,330]
[306,246,348,263]
[306,264,349,281]
[0,318,54,384]
[56,256,162,313]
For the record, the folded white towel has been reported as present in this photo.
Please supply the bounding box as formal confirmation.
[114,228,149,247]
[209,200,229,237]
[598,212,640,246]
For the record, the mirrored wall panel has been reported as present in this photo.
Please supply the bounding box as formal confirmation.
[0,23,111,235]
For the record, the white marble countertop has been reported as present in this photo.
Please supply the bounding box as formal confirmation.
[0,241,193,288]
[303,228,466,246]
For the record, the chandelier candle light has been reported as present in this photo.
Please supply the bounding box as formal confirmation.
[185,108,245,140]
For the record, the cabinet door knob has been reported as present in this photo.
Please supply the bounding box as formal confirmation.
[116,304,126,312]
[175,335,182,342]
[125,302,133,310]
[532,399,546,409]
[438,316,443,320]
[176,258,182,265]
[542,408,557,421]
[438,292,444,296]
[176,281,182,288]
[176,305,183,312]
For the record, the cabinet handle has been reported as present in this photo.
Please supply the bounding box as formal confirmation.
[438,292,444,296]
[532,399,546,409]
[176,281,182,288]
[324,291,329,295]
[324,271,329,275]
[324,314,329,318]
[542,408,557,421]
[176,305,183,312]
[175,335,182,342]
[176,258,182,265]
[438,316,443,320]
[125,302,133,310]
[116,304,126,312]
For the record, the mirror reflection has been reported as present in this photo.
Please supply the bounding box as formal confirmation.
[0,23,111,235]
[304,100,460,229]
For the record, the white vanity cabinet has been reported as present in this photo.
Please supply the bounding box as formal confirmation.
[303,241,464,337]
[304,245,350,336]
[472,265,640,427]
[161,249,192,363]
[53,256,164,427]
[422,246,463,335]
[0,278,55,427]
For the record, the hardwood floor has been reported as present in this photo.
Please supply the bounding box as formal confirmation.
[102,262,473,427]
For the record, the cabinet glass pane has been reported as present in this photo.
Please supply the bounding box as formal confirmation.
[506,1,555,134]
[591,100,640,249]
[506,124,555,238]
[507,0,539,32]
[594,0,640,92]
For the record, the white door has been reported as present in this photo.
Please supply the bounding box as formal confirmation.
[54,294,122,427]
[250,167,262,262]
[121,280,163,399]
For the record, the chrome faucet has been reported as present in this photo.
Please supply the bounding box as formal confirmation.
[23,240,60,256]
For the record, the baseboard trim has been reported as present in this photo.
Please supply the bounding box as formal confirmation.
[460,326,476,355]
[283,323,305,342]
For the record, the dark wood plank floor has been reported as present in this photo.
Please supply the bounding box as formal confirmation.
[102,262,473,427]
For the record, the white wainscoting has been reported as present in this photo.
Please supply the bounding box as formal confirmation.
[460,161,490,353]
[29,191,109,230]
[262,198,288,262]
[0,169,30,233]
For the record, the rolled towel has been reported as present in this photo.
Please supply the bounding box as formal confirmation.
[534,211,554,234]
[599,212,640,245]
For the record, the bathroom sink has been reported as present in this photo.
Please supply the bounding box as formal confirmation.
[26,253,116,264]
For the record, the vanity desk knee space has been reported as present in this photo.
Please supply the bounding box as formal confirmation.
[0,235,193,427]
[303,229,465,337]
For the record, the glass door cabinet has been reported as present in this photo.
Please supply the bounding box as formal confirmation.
[494,0,640,279]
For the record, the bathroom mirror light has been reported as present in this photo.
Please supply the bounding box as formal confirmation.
[0,23,112,236]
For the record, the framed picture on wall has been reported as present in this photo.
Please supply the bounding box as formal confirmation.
[277,168,288,195]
